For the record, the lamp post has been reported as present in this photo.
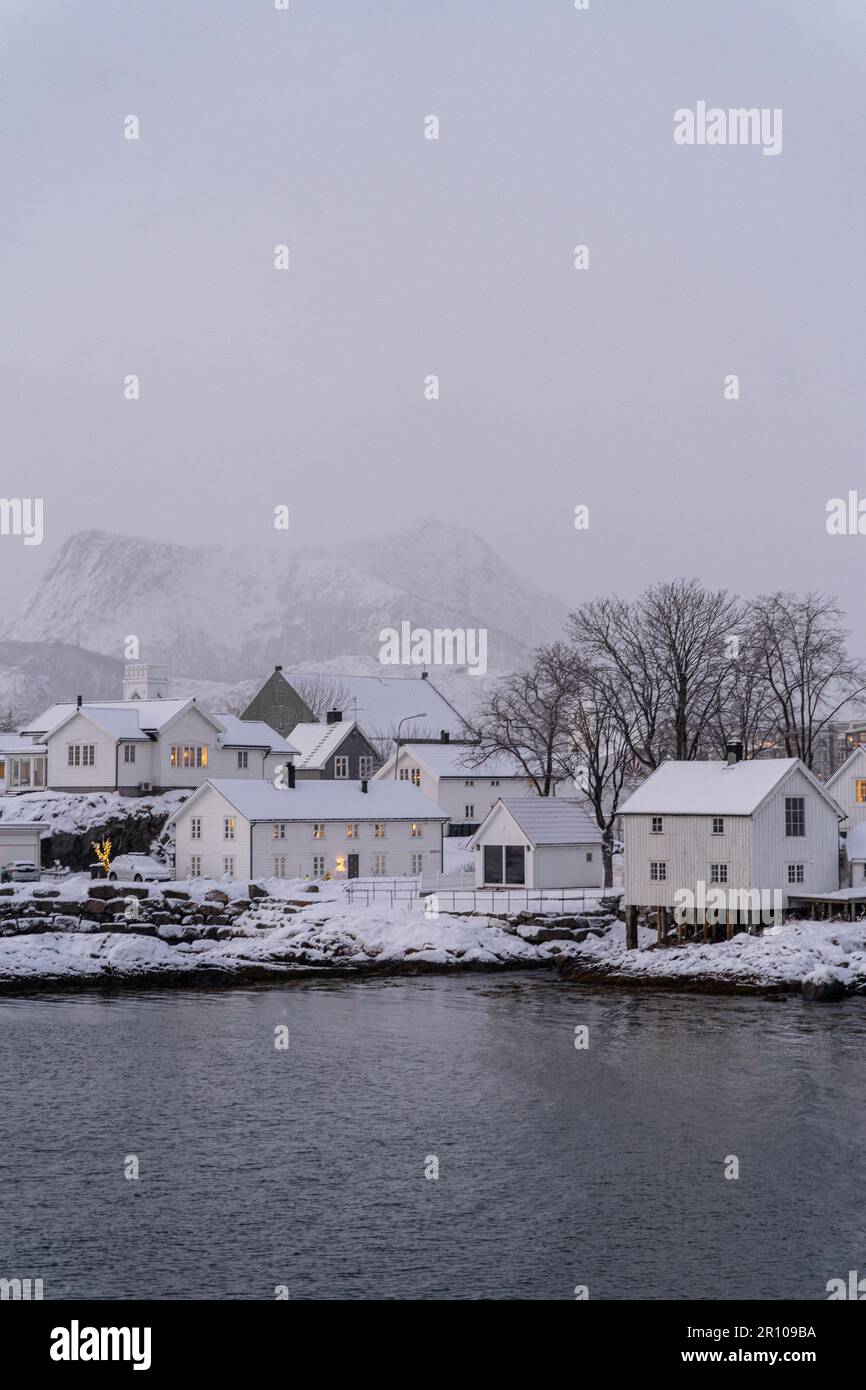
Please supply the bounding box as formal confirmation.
[394,714,427,779]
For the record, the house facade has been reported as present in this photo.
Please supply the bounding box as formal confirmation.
[620,755,843,911]
[288,715,380,781]
[825,744,866,832]
[374,739,532,835]
[19,700,296,794]
[169,777,447,881]
[467,799,604,889]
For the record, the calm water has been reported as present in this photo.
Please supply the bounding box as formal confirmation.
[1,975,864,1300]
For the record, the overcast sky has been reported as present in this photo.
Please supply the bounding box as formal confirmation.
[2,1,866,640]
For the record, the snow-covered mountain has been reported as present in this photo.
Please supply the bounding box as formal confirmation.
[0,642,121,724]
[3,521,568,684]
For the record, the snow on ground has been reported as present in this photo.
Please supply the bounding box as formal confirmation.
[2,871,866,994]
[0,787,187,837]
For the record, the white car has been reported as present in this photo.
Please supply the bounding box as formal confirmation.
[108,853,171,883]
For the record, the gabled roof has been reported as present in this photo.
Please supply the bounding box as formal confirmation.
[23,699,196,740]
[287,720,363,770]
[826,743,866,789]
[168,778,448,824]
[377,741,527,781]
[619,757,843,818]
[212,713,297,755]
[279,671,466,735]
[0,733,46,754]
[468,798,602,849]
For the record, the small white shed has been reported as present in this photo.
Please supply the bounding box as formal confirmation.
[467,798,604,889]
[0,822,45,870]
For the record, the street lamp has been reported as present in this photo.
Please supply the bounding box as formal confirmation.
[394,714,427,778]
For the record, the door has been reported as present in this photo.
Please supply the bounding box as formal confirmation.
[347,853,359,879]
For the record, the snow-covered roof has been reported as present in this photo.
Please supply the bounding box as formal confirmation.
[384,742,527,780]
[24,699,194,739]
[619,757,840,816]
[170,778,448,824]
[0,733,46,754]
[826,743,866,788]
[212,713,297,755]
[288,720,360,769]
[468,797,602,848]
[284,672,466,735]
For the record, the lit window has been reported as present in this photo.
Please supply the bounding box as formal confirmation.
[374,823,385,839]
[313,823,325,839]
[411,822,422,838]
[272,823,285,839]
[224,816,235,840]
[856,781,866,804]
[334,756,348,778]
[347,823,359,838]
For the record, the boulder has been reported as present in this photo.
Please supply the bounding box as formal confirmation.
[162,889,191,901]
[88,883,123,899]
[0,887,15,897]
[33,888,61,899]
[82,899,108,918]
[248,883,270,900]
[802,968,846,1002]
[204,889,230,904]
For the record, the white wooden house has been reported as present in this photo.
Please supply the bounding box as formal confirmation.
[0,734,47,794]
[19,700,296,794]
[619,754,843,910]
[168,774,448,882]
[467,799,603,889]
[825,744,866,832]
[374,739,532,834]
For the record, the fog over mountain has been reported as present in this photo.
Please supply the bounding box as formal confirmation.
[0,520,569,719]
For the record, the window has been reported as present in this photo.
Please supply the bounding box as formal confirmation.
[709,863,728,884]
[465,805,475,819]
[312,855,325,876]
[374,822,385,839]
[124,744,136,764]
[491,779,500,787]
[358,756,373,779]
[483,845,525,885]
[334,755,348,778]
[223,856,235,877]
[272,823,285,840]
[399,767,411,781]
[223,816,235,840]
[785,796,805,837]
[171,745,208,769]
[33,760,45,788]
[411,768,420,786]
[856,781,866,804]
[586,851,593,863]
[273,856,286,878]
[651,817,663,834]
[411,853,423,874]
[410,822,422,838]
[650,861,667,882]
[67,744,95,767]
[787,863,805,884]
[372,853,386,876]
[190,817,202,841]
[237,751,248,769]
[464,779,475,787]
[346,823,359,838]
[313,823,325,839]
[712,817,725,835]
[190,855,201,878]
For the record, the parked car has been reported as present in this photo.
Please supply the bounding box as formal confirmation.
[7,860,41,882]
[107,853,171,883]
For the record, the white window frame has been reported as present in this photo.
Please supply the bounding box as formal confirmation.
[224,816,236,841]
[190,817,202,841]
[649,861,667,882]
[334,755,348,779]
[651,816,663,834]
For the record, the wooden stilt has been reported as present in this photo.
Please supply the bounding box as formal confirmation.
[702,912,709,944]
[626,904,638,951]
[656,905,665,947]
[725,911,733,941]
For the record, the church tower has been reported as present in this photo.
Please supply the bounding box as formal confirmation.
[122,662,170,701]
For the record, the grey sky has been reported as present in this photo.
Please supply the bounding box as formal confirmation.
[2,1,866,640]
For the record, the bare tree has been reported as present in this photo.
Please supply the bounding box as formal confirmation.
[467,642,578,795]
[748,591,866,768]
[568,664,634,886]
[290,675,353,722]
[571,580,742,766]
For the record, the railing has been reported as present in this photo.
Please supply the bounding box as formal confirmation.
[343,879,622,915]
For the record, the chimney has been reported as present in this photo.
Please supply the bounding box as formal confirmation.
[441,730,450,743]
[420,671,429,681]
[361,779,368,793]
[326,709,342,725]
[725,741,743,766]
[275,664,282,673]
[76,694,82,709]
[287,763,295,789]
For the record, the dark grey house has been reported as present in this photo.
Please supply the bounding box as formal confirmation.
[288,713,381,781]
[242,666,314,737]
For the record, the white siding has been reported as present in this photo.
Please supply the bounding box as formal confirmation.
[751,766,840,903]
[383,749,531,826]
[45,713,118,790]
[623,813,753,908]
[0,826,42,868]
[826,746,866,831]
[173,784,252,880]
[251,816,442,880]
[155,707,222,788]
[471,804,601,889]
